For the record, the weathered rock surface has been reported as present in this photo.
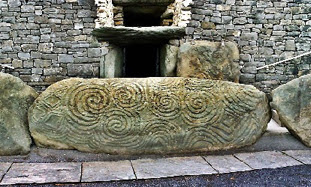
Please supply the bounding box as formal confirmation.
[92,26,185,45]
[160,44,179,77]
[0,73,38,155]
[271,74,311,147]
[29,77,270,154]
[177,41,240,82]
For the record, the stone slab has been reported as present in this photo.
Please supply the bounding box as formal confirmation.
[204,155,252,173]
[1,163,81,185]
[160,44,178,77]
[82,160,136,182]
[283,150,311,164]
[29,77,270,155]
[0,72,38,155]
[234,151,302,169]
[271,74,311,147]
[131,156,217,179]
[92,26,185,45]
[0,163,12,181]
[177,41,240,82]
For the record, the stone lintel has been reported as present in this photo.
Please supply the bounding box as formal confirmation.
[92,26,185,45]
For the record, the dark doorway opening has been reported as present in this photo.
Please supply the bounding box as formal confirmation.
[123,6,167,27]
[124,45,160,77]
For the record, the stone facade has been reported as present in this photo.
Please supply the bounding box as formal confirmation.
[0,0,102,92]
[186,0,311,94]
[0,0,311,93]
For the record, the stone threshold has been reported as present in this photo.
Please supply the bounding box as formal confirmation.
[0,150,310,185]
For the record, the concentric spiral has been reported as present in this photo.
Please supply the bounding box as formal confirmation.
[100,109,142,148]
[66,83,111,128]
[182,91,219,126]
[111,82,146,111]
[150,91,181,119]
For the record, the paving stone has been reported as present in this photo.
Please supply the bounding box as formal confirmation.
[283,150,311,164]
[204,155,253,173]
[234,151,302,169]
[1,163,81,185]
[131,156,217,179]
[82,160,135,182]
[0,163,12,180]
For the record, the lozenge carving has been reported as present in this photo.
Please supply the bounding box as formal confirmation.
[29,77,270,154]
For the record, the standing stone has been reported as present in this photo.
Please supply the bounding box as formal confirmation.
[29,77,270,154]
[177,41,240,82]
[271,74,311,147]
[0,73,38,155]
[160,45,179,77]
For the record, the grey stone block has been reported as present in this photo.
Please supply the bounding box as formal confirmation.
[21,5,34,13]
[34,60,52,68]
[283,150,311,164]
[8,0,21,7]
[58,54,74,63]
[77,10,93,18]
[82,161,135,182]
[233,17,247,24]
[44,68,65,76]
[234,151,302,169]
[285,40,296,51]
[18,53,30,60]
[88,48,101,58]
[1,163,81,185]
[38,43,54,53]
[67,64,94,76]
[204,155,253,173]
[132,157,217,179]
[241,33,258,40]
[12,59,23,68]
[0,163,11,180]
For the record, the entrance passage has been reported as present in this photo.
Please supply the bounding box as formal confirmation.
[123,6,166,27]
[124,45,160,77]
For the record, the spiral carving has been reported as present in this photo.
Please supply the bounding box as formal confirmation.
[29,77,269,154]
[150,91,181,119]
[111,82,146,111]
[143,120,181,148]
[66,83,111,128]
[182,92,219,126]
[100,109,142,148]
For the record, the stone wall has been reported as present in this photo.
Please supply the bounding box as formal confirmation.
[1,0,311,93]
[186,0,311,93]
[0,0,102,92]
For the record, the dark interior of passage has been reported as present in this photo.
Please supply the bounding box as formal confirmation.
[124,45,160,77]
[123,6,167,27]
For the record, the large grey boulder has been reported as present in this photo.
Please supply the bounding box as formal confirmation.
[0,73,38,155]
[29,77,270,155]
[271,74,311,147]
[177,41,240,82]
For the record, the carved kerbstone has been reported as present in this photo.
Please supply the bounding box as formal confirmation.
[271,74,311,147]
[0,73,38,155]
[29,77,270,154]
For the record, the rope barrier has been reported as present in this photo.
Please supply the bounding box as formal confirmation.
[256,51,311,70]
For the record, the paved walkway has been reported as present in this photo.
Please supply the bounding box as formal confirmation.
[0,150,310,185]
